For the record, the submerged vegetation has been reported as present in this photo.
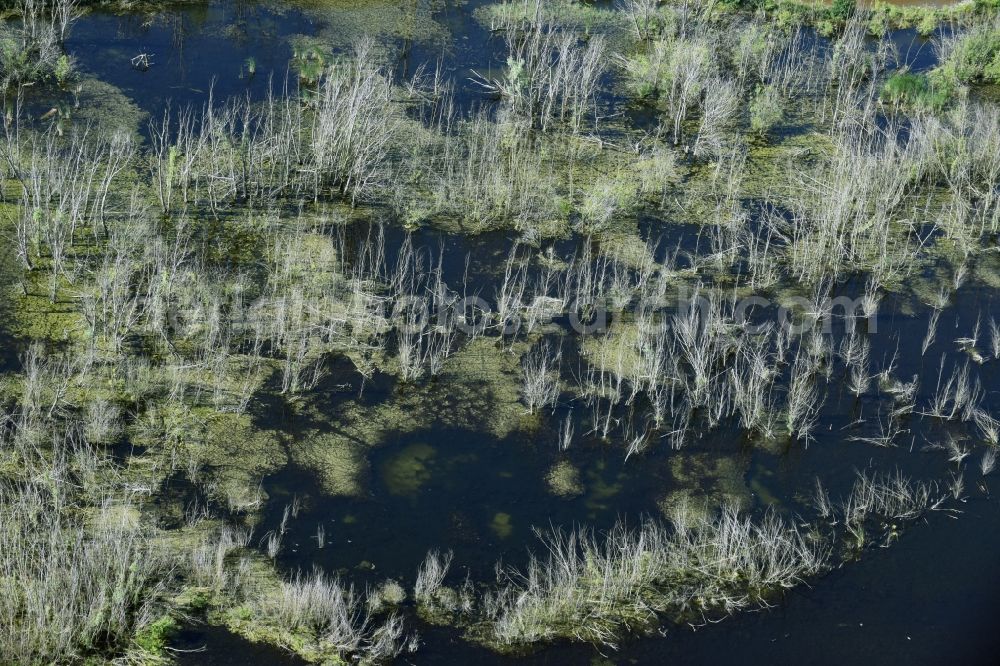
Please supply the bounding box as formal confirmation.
[0,0,998,663]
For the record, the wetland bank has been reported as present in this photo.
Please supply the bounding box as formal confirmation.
[1,0,1000,663]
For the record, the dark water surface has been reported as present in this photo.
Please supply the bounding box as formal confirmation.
[66,2,314,111]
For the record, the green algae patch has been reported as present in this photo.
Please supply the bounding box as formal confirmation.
[285,337,533,503]
[596,226,657,272]
[579,319,663,399]
[132,406,288,510]
[475,0,629,41]
[290,429,369,497]
[284,0,449,51]
[380,441,436,497]
[198,412,288,510]
[10,280,87,346]
[973,251,1000,289]
[749,471,784,508]
[545,459,584,498]
[434,337,533,435]
[660,451,750,516]
[304,337,531,447]
[582,458,625,515]
[740,130,836,201]
[490,511,514,539]
[71,77,147,137]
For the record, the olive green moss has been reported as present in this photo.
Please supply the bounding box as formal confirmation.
[489,511,514,539]
[131,406,288,510]
[545,459,584,498]
[660,451,751,515]
[291,429,369,497]
[379,441,436,497]
[285,0,449,50]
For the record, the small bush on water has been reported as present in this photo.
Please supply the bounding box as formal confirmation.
[0,0,76,92]
[749,84,784,136]
[831,0,857,23]
[133,615,179,655]
[881,72,951,111]
[936,18,1000,85]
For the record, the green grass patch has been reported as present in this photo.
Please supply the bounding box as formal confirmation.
[882,71,952,111]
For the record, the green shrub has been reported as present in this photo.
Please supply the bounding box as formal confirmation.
[831,0,856,22]
[881,72,951,111]
[916,12,939,38]
[867,14,889,39]
[941,23,1000,84]
[816,19,836,38]
[54,55,73,87]
[750,85,784,136]
[134,616,179,655]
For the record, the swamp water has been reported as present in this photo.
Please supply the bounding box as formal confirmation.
[170,236,1000,664]
[5,0,996,663]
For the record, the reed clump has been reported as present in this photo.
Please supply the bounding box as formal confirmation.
[477,502,828,650]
